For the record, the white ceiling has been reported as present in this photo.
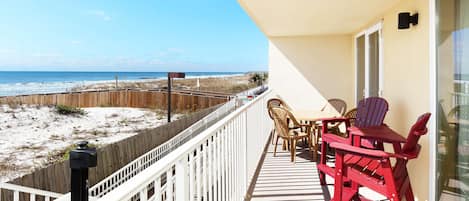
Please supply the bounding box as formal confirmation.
[238,0,401,36]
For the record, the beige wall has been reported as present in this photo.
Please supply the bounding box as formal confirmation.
[379,0,430,200]
[268,35,355,110]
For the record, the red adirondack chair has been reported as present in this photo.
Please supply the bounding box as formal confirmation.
[330,113,431,201]
[318,97,389,184]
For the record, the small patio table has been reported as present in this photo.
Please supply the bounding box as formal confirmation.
[291,109,339,161]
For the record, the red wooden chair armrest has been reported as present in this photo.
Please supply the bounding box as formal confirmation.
[330,142,417,160]
[330,142,389,158]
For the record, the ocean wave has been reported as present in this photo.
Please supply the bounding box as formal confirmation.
[0,73,244,96]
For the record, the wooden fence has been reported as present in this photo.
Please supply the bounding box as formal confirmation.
[1,106,220,201]
[0,89,230,111]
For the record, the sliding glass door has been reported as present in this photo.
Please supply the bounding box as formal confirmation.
[436,0,469,200]
[356,23,383,104]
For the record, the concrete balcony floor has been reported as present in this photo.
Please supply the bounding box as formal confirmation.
[247,140,386,201]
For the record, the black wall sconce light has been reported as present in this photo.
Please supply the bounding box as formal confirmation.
[398,12,419,29]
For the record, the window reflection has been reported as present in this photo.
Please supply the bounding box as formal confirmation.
[437,0,469,200]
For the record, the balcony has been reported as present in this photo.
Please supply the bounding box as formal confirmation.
[1,88,410,201]
[84,89,386,200]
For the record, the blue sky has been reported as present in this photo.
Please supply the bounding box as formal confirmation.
[0,0,267,72]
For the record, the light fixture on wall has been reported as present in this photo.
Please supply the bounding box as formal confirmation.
[398,12,419,29]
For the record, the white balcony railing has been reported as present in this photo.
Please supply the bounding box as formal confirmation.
[91,89,273,201]
[0,183,63,201]
[89,98,238,198]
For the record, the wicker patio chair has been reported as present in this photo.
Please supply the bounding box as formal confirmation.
[315,99,348,141]
[271,107,314,162]
[322,98,347,115]
[267,98,297,145]
[327,108,357,137]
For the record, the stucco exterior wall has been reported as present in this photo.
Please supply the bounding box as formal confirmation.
[268,36,355,110]
[379,0,431,200]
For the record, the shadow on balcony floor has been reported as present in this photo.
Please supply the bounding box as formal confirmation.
[247,140,387,201]
[247,141,330,201]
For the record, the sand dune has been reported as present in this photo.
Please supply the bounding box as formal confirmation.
[0,105,181,182]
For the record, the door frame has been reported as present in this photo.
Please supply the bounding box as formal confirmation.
[354,21,384,103]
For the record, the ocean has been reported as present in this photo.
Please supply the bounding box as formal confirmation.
[0,71,243,96]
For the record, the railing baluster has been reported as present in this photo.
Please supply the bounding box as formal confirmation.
[216,131,222,201]
[139,188,148,201]
[202,140,207,201]
[155,177,162,201]
[214,133,218,201]
[166,169,174,201]
[189,151,195,201]
[175,157,189,201]
[234,116,239,199]
[221,127,226,201]
[13,190,19,201]
[227,122,233,200]
[243,111,248,196]
[196,147,202,201]
[207,136,213,201]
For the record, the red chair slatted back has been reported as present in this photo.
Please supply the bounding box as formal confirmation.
[402,113,432,155]
[355,97,389,127]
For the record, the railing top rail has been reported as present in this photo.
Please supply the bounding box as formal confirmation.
[98,89,272,200]
[0,182,64,198]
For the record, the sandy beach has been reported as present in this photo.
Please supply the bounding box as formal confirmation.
[0,73,264,182]
[0,105,182,182]
[71,74,257,94]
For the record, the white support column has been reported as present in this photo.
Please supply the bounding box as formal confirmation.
[175,158,189,201]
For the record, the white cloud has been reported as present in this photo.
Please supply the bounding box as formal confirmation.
[86,10,112,21]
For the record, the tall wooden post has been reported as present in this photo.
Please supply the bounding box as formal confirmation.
[167,72,185,122]
[167,76,171,122]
